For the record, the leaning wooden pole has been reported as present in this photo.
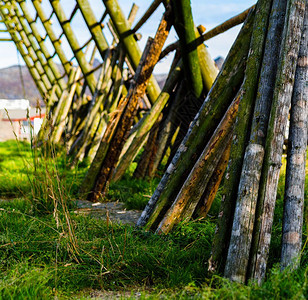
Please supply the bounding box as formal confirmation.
[84,8,172,201]
[103,0,161,104]
[10,0,67,93]
[223,0,275,283]
[50,0,98,95]
[171,0,203,98]
[0,9,48,98]
[281,3,307,271]
[156,90,242,235]
[112,60,182,182]
[209,0,273,276]
[249,0,306,284]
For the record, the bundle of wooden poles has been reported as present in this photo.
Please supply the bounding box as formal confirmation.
[1,0,307,286]
[138,0,307,285]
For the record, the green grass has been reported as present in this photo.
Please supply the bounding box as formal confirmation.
[0,198,308,299]
[0,140,158,211]
[0,140,307,299]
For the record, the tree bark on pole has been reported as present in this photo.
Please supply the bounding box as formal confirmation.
[223,0,281,283]
[281,4,307,270]
[250,0,306,284]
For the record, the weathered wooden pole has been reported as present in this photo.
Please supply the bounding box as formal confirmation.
[0,9,48,98]
[281,4,307,270]
[50,0,97,95]
[103,0,161,104]
[149,81,184,178]
[112,60,182,182]
[133,114,163,179]
[76,0,109,58]
[193,139,232,219]
[12,0,67,93]
[87,7,172,201]
[223,0,275,283]
[156,90,242,235]
[4,0,62,99]
[171,0,203,97]
[249,0,306,284]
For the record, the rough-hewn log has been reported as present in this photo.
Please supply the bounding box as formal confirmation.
[80,95,129,198]
[85,10,171,200]
[245,0,288,278]
[281,3,307,270]
[250,0,306,284]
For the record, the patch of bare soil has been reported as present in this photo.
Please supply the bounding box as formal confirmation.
[75,289,146,299]
[75,200,142,225]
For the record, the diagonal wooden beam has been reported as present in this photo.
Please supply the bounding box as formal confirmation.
[0,9,47,98]
[11,0,67,93]
[49,0,97,95]
[103,0,161,104]
[4,0,62,99]
[76,0,109,58]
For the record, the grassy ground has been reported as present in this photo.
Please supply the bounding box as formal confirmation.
[0,140,307,299]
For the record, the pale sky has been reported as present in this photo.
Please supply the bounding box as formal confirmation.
[0,0,255,74]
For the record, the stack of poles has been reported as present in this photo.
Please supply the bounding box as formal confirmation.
[80,0,255,199]
[0,0,254,197]
[138,0,307,285]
